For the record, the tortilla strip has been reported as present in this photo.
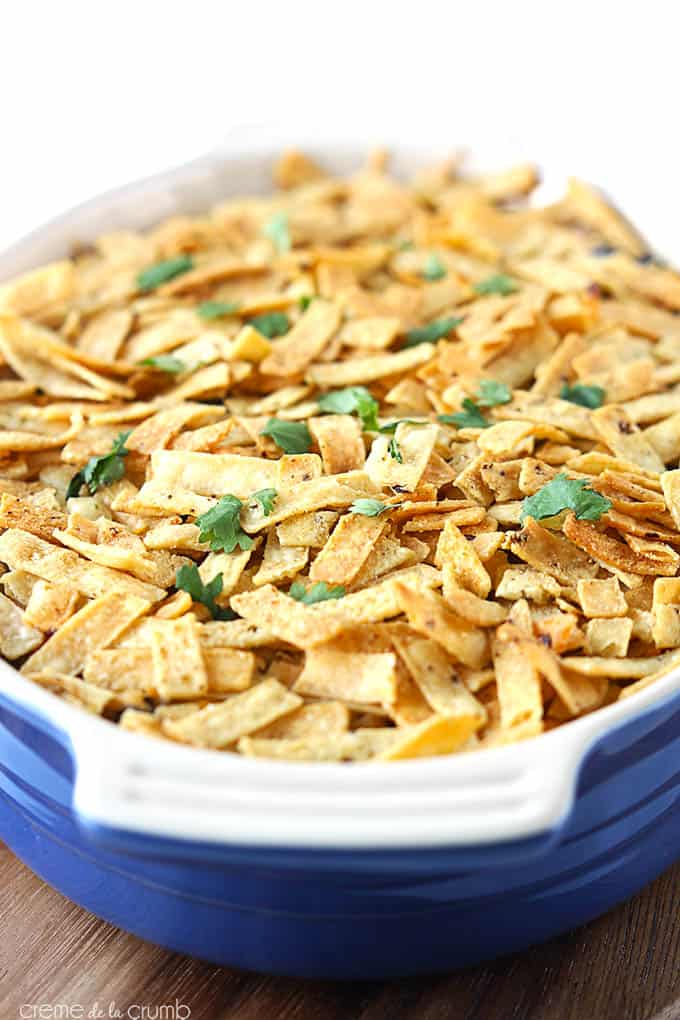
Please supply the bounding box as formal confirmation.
[310,513,387,585]
[162,678,302,748]
[308,414,366,473]
[563,512,678,576]
[260,299,341,375]
[21,592,151,675]
[294,648,398,703]
[306,343,433,386]
[0,529,166,602]
[393,582,488,668]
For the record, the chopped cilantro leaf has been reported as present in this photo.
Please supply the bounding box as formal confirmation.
[423,253,447,281]
[298,295,316,311]
[289,580,345,604]
[438,399,490,429]
[66,431,131,499]
[137,355,186,374]
[388,437,403,462]
[261,418,312,454]
[521,473,612,523]
[404,316,463,347]
[475,379,512,407]
[195,495,254,554]
[175,564,235,620]
[137,255,193,292]
[197,300,241,320]
[317,386,379,432]
[559,383,605,409]
[250,488,277,515]
[349,498,392,516]
[249,312,290,338]
[263,212,291,254]
[473,274,517,296]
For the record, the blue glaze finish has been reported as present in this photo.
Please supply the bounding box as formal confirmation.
[1,688,680,979]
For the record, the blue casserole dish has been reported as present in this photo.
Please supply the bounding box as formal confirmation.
[1,138,680,979]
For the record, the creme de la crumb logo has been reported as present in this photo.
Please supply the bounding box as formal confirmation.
[19,1002,191,1020]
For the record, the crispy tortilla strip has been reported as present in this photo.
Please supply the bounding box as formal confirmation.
[255,701,350,739]
[28,671,146,715]
[54,520,188,587]
[231,564,441,648]
[364,422,438,491]
[238,728,399,761]
[440,584,507,626]
[240,473,379,533]
[21,592,150,674]
[352,533,416,587]
[643,413,680,466]
[393,583,488,668]
[126,404,221,455]
[199,547,252,595]
[437,518,491,599]
[77,308,133,360]
[393,635,487,719]
[495,566,560,604]
[260,299,341,375]
[310,513,387,585]
[277,510,338,548]
[309,414,365,473]
[0,493,66,541]
[144,449,279,499]
[0,315,134,399]
[661,469,680,530]
[576,577,627,618]
[495,390,598,440]
[307,343,433,387]
[0,261,75,316]
[0,413,83,453]
[162,678,301,748]
[0,592,43,658]
[294,648,398,703]
[562,649,680,678]
[23,579,79,632]
[150,615,208,701]
[200,619,281,649]
[118,709,166,738]
[591,406,665,473]
[563,513,677,576]
[380,714,481,760]
[563,178,645,254]
[85,643,255,695]
[531,332,586,396]
[492,624,543,728]
[276,453,323,488]
[0,529,165,602]
[584,617,632,657]
[507,517,598,584]
[252,530,308,586]
[340,316,400,350]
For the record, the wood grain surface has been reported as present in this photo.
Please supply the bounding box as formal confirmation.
[1,843,678,1020]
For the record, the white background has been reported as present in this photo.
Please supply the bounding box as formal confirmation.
[0,2,676,254]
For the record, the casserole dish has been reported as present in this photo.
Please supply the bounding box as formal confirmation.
[1,135,680,979]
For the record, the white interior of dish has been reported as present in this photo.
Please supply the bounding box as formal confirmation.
[0,131,678,850]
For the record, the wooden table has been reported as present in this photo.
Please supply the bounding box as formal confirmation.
[1,844,678,1020]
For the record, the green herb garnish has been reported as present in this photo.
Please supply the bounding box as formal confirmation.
[137,355,187,374]
[388,437,403,462]
[264,212,291,254]
[289,580,346,605]
[195,495,254,554]
[404,316,464,347]
[250,488,277,515]
[423,253,447,281]
[137,255,193,292]
[317,386,379,432]
[475,380,512,407]
[473,274,517,296]
[520,473,612,523]
[261,418,312,454]
[298,295,316,311]
[175,564,235,621]
[66,431,131,499]
[349,498,392,516]
[197,300,241,320]
[559,383,606,409]
[438,400,490,429]
[249,312,290,338]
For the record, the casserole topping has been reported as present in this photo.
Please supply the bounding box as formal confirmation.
[1,148,680,760]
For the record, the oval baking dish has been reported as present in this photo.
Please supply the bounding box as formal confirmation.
[1,136,680,979]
